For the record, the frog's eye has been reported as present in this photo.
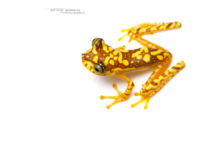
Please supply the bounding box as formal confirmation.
[92,38,103,47]
[94,63,105,74]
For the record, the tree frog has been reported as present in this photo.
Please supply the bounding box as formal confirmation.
[82,22,185,109]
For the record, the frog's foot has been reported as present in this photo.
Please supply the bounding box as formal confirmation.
[118,27,138,42]
[131,92,151,109]
[100,83,129,109]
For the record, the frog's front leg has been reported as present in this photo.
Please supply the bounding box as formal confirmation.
[100,73,134,109]
[131,61,185,109]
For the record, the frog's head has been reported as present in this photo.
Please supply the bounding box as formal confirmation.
[82,38,113,76]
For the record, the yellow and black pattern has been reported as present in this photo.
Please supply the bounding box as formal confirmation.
[82,21,185,109]
[82,39,171,76]
[144,61,185,96]
[119,21,181,42]
[132,61,185,109]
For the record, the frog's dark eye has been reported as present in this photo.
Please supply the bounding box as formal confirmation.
[92,38,103,47]
[94,63,105,74]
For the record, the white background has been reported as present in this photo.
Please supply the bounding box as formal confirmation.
[0,0,220,147]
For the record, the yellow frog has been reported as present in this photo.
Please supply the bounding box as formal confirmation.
[82,22,185,109]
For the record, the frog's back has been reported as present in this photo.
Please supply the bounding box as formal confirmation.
[81,38,172,76]
[105,47,171,75]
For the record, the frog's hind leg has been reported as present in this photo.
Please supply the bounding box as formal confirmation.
[144,53,172,90]
[119,28,174,54]
[128,52,172,109]
[131,61,185,109]
[100,73,134,109]
[118,21,181,42]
